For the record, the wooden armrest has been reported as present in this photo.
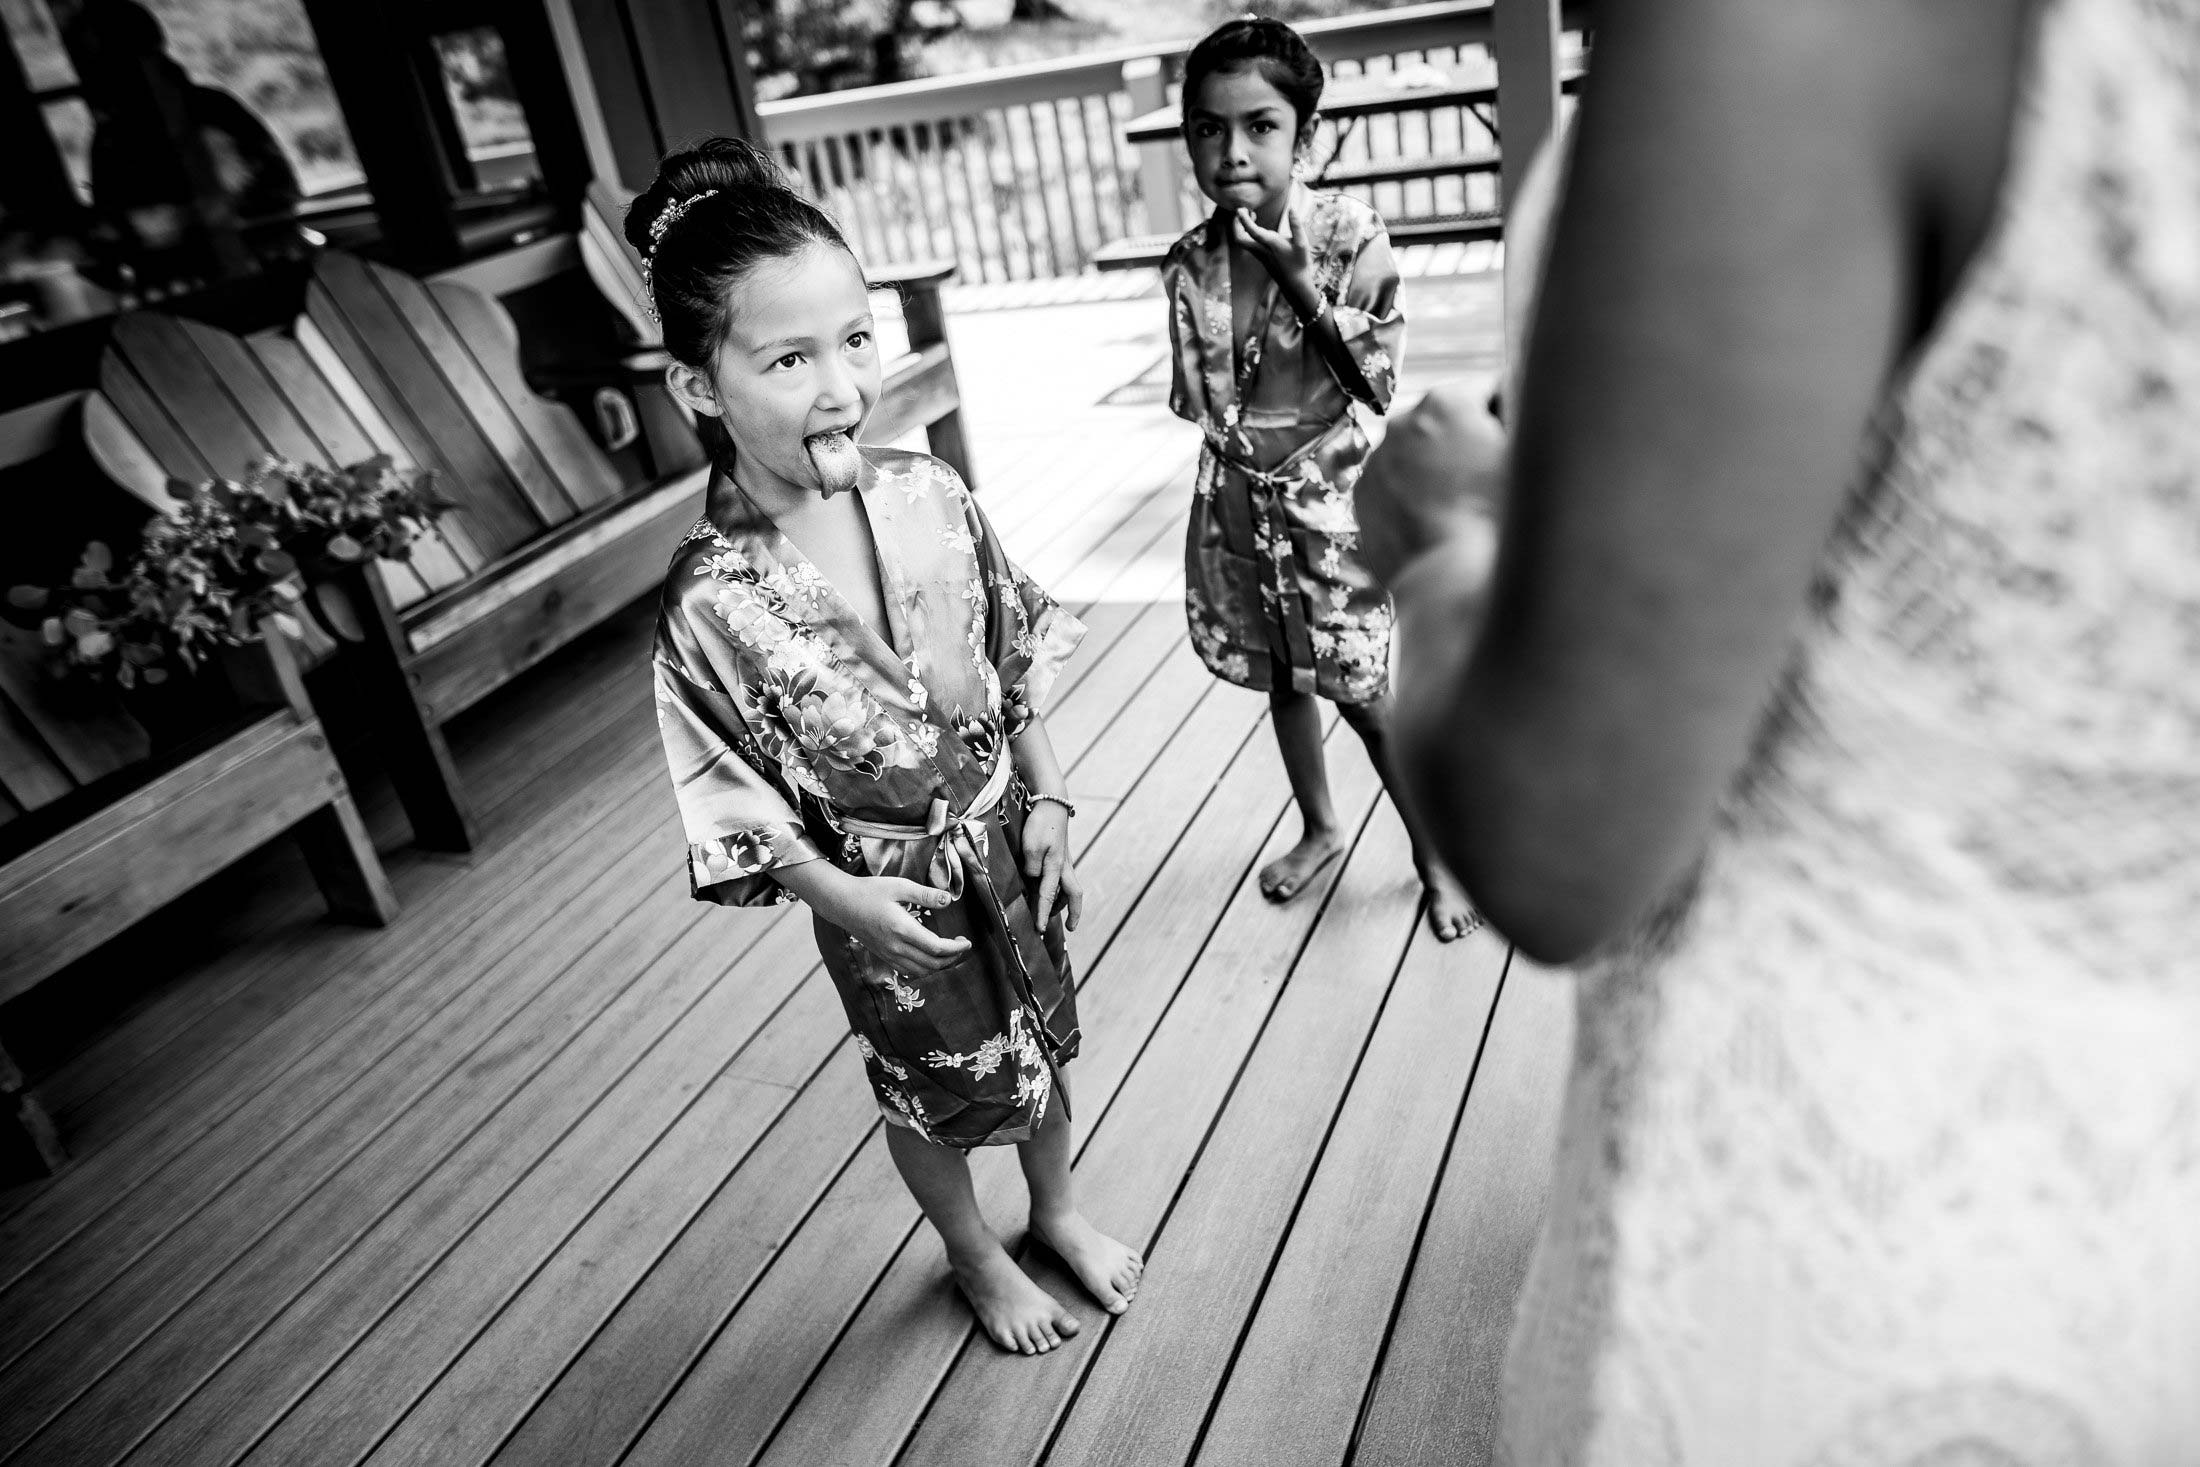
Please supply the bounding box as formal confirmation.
[526,350,671,393]
[868,260,958,350]
[867,259,957,291]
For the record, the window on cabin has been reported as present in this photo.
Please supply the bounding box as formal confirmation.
[0,0,369,336]
[427,23,547,234]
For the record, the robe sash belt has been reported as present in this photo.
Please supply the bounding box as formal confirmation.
[840,754,1080,1071]
[840,752,1012,899]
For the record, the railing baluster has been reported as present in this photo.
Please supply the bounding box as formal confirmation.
[1407,50,1434,222]
[848,130,885,265]
[819,135,858,257]
[1003,105,1052,278]
[1051,97,1092,268]
[1027,103,1070,275]
[921,120,953,263]
[957,117,1003,282]
[856,130,899,266]
[1077,92,1121,246]
[980,108,1029,280]
[930,117,979,280]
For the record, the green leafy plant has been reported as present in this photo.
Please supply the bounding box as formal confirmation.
[5,456,451,689]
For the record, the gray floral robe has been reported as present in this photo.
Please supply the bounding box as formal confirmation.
[1164,184,1405,704]
[652,449,1085,1148]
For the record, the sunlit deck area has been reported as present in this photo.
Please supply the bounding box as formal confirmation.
[0,264,1570,1467]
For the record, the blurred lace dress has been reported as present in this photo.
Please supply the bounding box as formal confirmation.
[1501,0,2200,1460]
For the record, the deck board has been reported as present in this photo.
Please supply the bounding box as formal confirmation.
[0,266,1561,1467]
[1190,924,1510,1467]
[1035,798,1425,1467]
[1351,961,1574,1466]
[0,815,682,1455]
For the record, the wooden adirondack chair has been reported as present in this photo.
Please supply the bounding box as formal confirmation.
[0,391,397,1176]
[99,226,971,857]
[579,178,973,486]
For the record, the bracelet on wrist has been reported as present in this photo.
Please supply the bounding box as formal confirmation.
[1027,792,1077,819]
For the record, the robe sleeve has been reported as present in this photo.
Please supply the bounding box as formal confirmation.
[962,485,1086,738]
[653,610,826,907]
[1324,221,1405,413]
[1162,247,1203,427]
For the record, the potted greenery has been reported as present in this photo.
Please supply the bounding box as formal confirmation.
[5,456,450,743]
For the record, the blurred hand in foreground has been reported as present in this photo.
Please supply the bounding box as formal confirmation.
[1354,379,1506,591]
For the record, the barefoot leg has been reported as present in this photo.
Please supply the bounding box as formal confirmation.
[1339,695,1482,941]
[1263,685,1345,902]
[884,1121,1079,1355]
[1018,1096,1144,1314]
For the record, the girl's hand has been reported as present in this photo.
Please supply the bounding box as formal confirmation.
[1231,205,1315,296]
[1354,380,1507,588]
[815,872,972,978]
[1020,802,1083,932]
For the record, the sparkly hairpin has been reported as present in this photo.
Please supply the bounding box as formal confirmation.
[640,188,719,324]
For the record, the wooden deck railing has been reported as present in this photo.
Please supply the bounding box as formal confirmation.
[759,0,1583,283]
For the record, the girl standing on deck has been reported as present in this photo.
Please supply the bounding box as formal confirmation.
[1162,17,1477,940]
[639,138,1141,1356]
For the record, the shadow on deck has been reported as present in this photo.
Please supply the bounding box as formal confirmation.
[0,265,1569,1467]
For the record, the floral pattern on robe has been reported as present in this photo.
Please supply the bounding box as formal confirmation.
[652,448,1085,1147]
[1164,184,1404,704]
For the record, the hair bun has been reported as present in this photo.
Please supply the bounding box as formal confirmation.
[623,136,793,254]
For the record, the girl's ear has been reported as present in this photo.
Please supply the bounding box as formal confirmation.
[1297,111,1321,159]
[665,359,722,419]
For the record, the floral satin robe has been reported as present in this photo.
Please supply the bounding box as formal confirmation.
[1164,185,1405,704]
[652,449,1086,1148]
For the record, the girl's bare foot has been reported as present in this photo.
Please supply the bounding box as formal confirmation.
[1031,1209,1145,1315]
[951,1241,1082,1355]
[1419,859,1482,943]
[1260,828,1343,903]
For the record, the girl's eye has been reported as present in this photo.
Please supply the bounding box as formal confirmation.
[1252,120,1276,135]
[847,331,871,351]
[773,352,804,371]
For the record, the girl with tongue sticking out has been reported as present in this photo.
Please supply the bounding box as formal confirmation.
[639,137,1141,1356]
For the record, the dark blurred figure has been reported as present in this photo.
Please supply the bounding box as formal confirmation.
[64,0,303,292]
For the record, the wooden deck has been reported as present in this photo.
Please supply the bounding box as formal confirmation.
[0,267,1570,1467]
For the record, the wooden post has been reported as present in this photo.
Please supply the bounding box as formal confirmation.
[538,0,626,189]
[1492,0,1561,214]
[298,0,466,270]
[899,275,973,489]
[331,564,480,853]
[1123,56,1184,238]
[544,0,764,194]
[222,626,400,925]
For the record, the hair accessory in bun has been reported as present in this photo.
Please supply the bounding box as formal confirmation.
[641,189,720,322]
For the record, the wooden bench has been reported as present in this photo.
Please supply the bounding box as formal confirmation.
[1092,207,1504,273]
[96,232,970,855]
[1315,147,1501,189]
[1098,59,1583,273]
[0,392,397,1176]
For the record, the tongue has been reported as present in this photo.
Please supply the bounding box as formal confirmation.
[805,430,861,498]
